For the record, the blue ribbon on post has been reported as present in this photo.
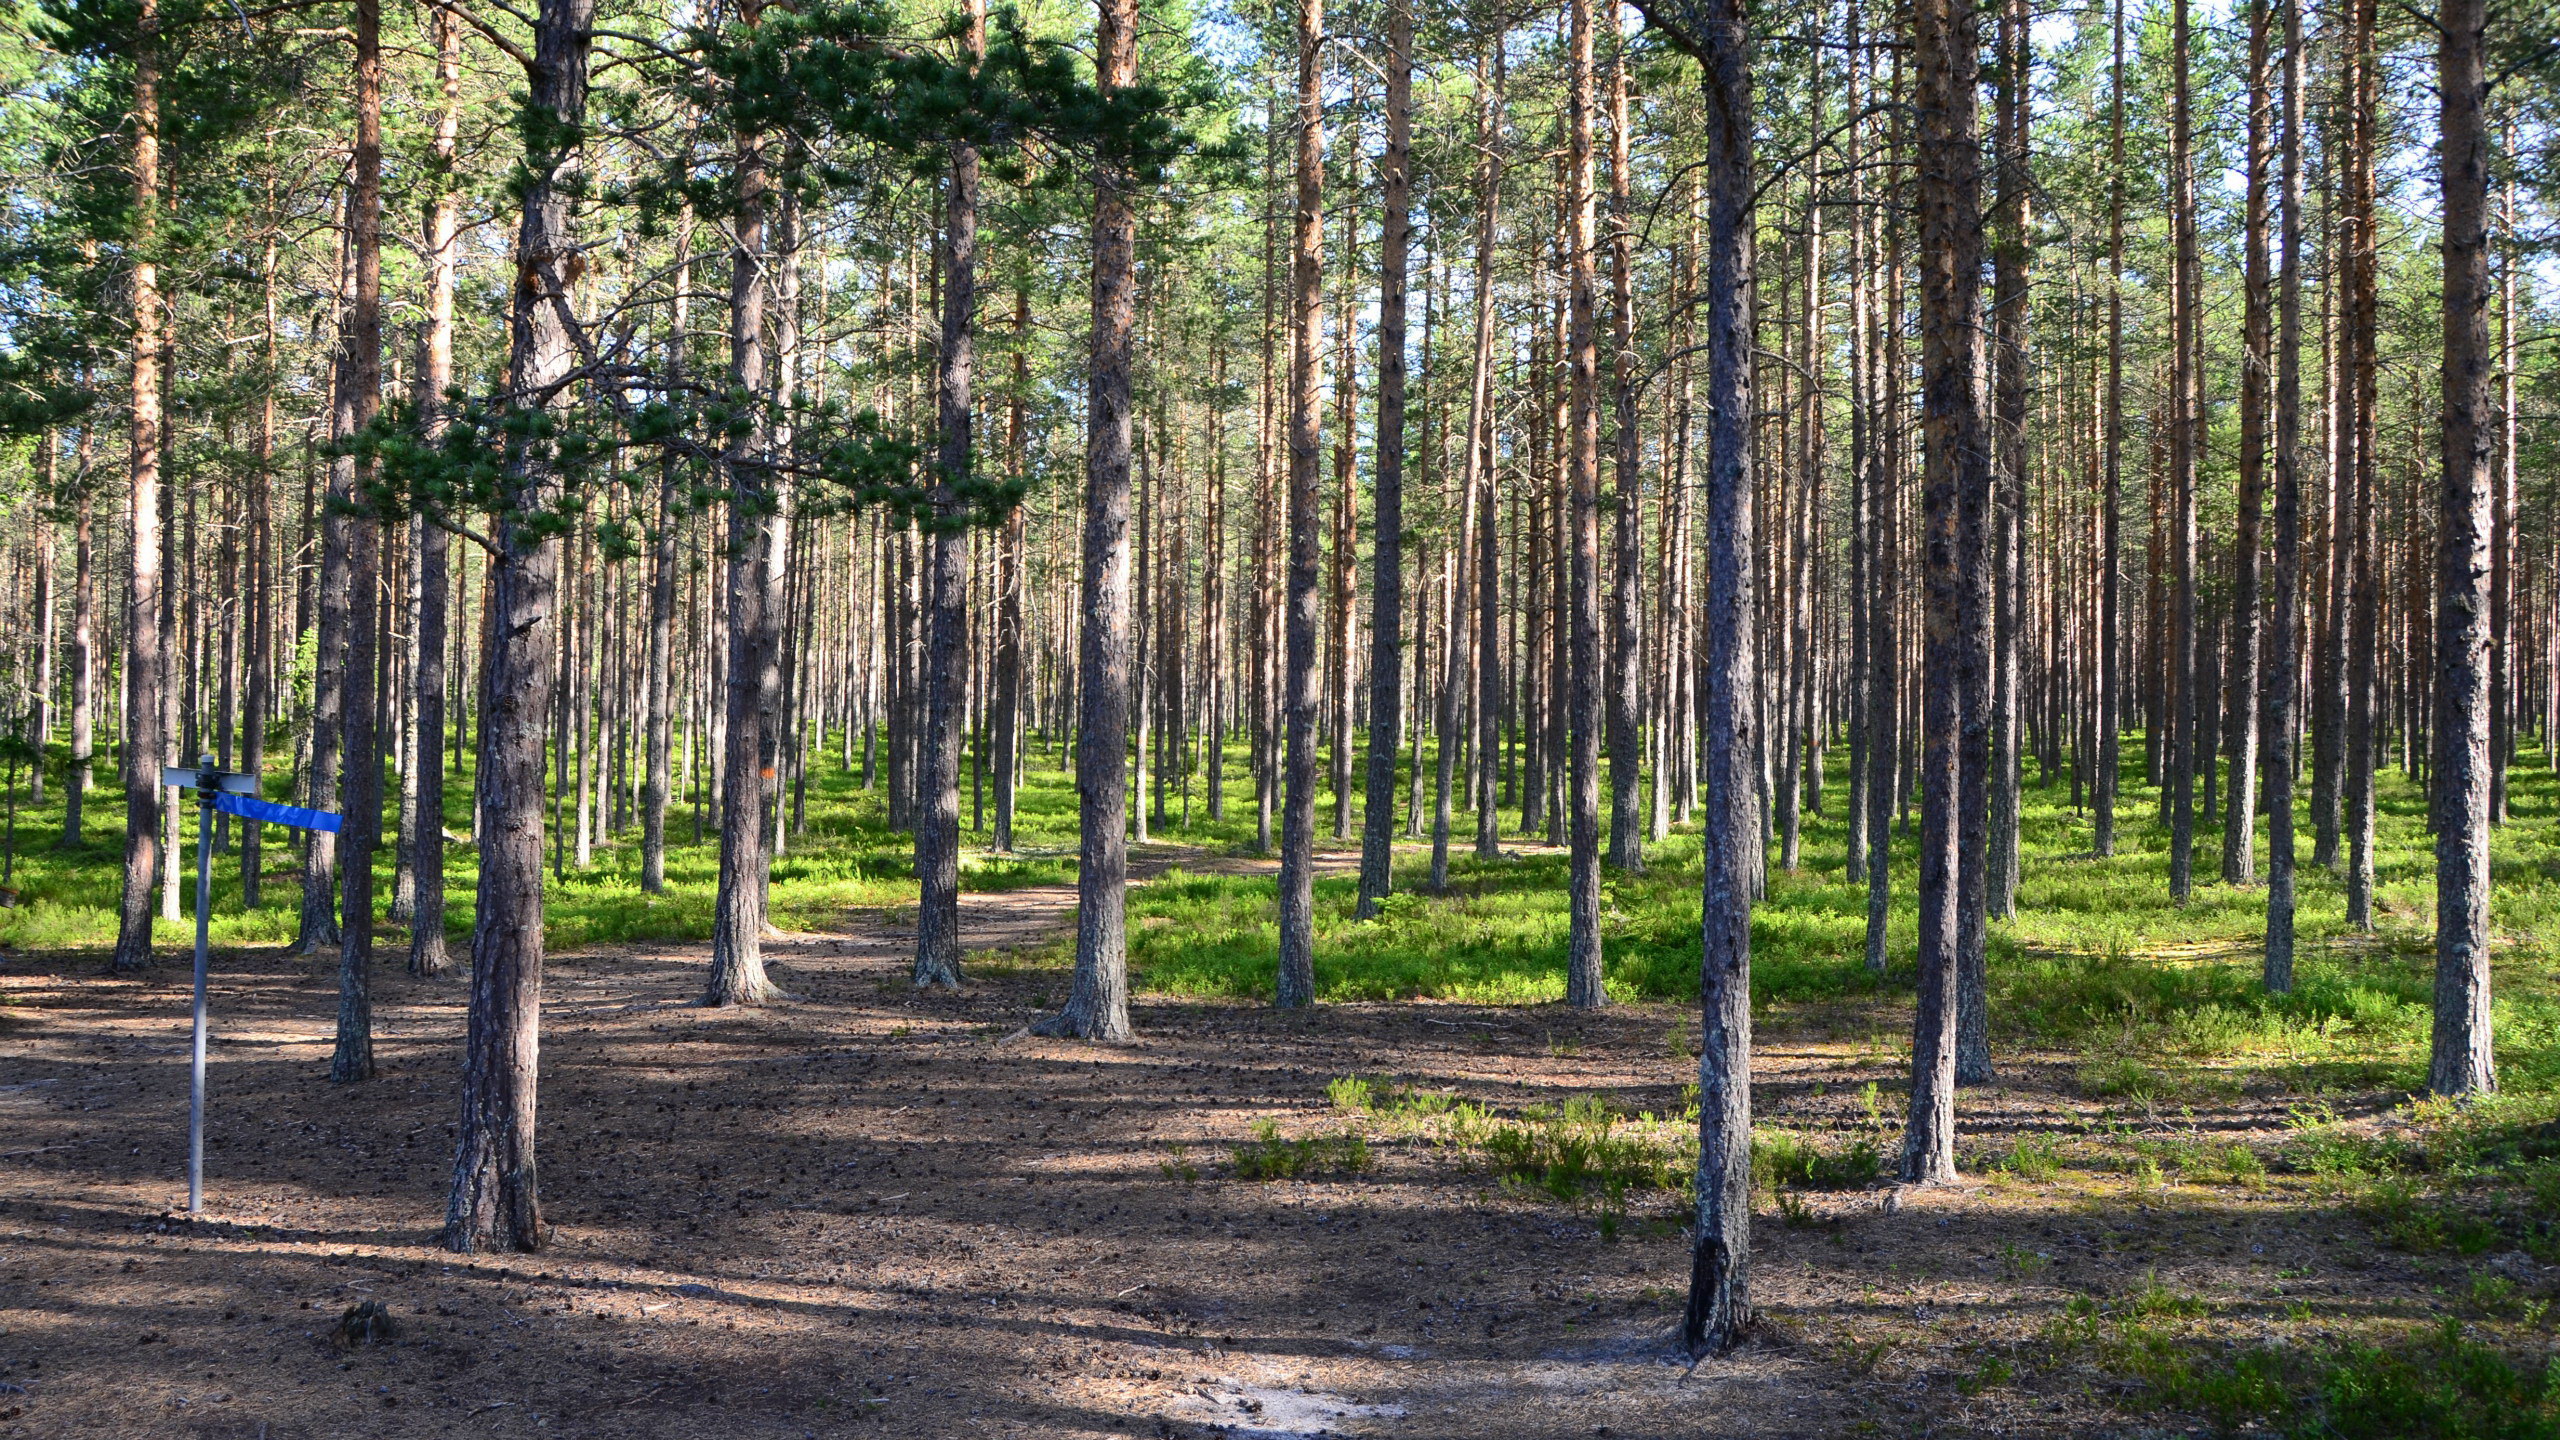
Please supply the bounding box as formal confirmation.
[212,793,343,834]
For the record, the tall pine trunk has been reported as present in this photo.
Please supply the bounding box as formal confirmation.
[2223,0,2273,885]
[406,0,460,978]
[1563,0,1605,1010]
[444,0,592,1253]
[2430,0,2495,1096]
[2263,0,2306,991]
[1627,0,1759,1353]
[1039,0,1140,1041]
[1357,0,1413,920]
[107,0,163,974]
[1274,0,1326,1010]
[1604,9,1644,875]
[1904,0,1987,1183]
[914,0,986,991]
[705,10,785,1008]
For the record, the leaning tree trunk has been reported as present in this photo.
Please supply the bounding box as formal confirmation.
[1272,0,1327,1012]
[445,0,593,1254]
[1562,0,1605,1010]
[1903,0,1987,1186]
[1356,0,1412,921]
[1037,0,1140,1041]
[110,0,164,977]
[2430,0,2496,1097]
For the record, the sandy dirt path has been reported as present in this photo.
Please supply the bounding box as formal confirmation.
[0,842,2203,1438]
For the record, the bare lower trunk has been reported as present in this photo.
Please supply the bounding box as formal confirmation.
[916,4,983,991]
[1904,0,1986,1185]
[2263,0,2304,992]
[1604,15,1644,876]
[327,0,390,1085]
[1633,0,1756,1355]
[706,40,783,1009]
[2430,0,2495,1096]
[1274,0,1326,1011]
[2166,0,2201,905]
[2224,0,2273,886]
[641,212,691,894]
[1355,0,1411,921]
[445,0,591,1253]
[1562,0,1605,1010]
[110,4,164,976]
[1038,0,1139,1042]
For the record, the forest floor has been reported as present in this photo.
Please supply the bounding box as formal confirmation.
[8,830,2552,1439]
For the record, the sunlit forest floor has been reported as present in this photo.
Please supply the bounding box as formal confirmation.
[5,733,2560,1436]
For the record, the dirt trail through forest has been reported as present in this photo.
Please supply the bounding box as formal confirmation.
[0,843,2330,1438]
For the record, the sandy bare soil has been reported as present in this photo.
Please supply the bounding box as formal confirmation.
[0,846,2411,1438]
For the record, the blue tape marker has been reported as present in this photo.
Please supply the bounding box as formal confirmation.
[213,792,343,834]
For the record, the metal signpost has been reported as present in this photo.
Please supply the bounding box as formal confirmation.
[161,757,339,1214]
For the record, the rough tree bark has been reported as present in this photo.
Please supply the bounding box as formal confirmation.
[1356,0,1412,921]
[445,0,592,1254]
[1605,8,1644,875]
[2263,0,2305,992]
[2096,0,2124,859]
[2166,0,2200,905]
[641,209,691,895]
[914,0,985,991]
[1631,0,1756,1354]
[2223,0,2273,886]
[2430,0,2495,1096]
[407,0,460,980]
[1563,0,1606,1010]
[109,0,164,977]
[705,4,786,1008]
[1904,0,1988,1183]
[1273,0,1326,1011]
[1037,0,1140,1041]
